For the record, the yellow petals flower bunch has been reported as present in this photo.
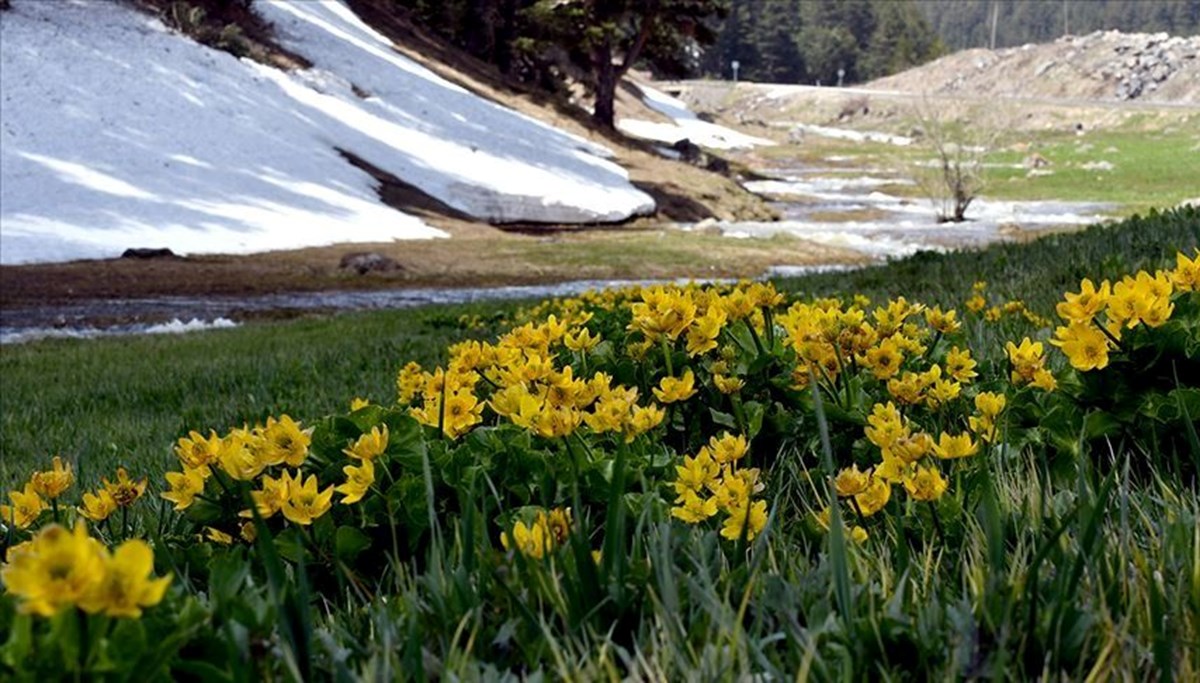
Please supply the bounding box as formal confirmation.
[670,432,768,541]
[1,522,171,619]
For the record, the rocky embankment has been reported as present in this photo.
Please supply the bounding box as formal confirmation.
[870,30,1200,103]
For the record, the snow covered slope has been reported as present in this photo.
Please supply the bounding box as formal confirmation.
[0,0,654,265]
[618,84,772,150]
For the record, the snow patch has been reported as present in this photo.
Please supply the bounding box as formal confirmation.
[0,0,655,265]
[619,84,772,150]
[0,318,239,345]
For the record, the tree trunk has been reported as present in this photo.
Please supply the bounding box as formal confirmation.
[592,43,617,129]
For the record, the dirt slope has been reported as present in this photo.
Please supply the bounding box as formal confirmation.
[870,30,1200,104]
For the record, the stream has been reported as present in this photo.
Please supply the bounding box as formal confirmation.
[2,159,1115,344]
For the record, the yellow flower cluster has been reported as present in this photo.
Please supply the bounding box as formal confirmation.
[1005,338,1057,391]
[671,433,768,541]
[156,415,351,538]
[1,456,73,529]
[500,507,572,560]
[1050,251,1196,371]
[401,313,672,442]
[1,522,170,618]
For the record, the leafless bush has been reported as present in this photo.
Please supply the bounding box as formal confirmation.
[909,97,1003,223]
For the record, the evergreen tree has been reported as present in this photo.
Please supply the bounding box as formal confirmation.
[523,0,727,128]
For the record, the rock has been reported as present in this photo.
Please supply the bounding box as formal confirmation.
[672,138,702,163]
[339,251,401,275]
[1080,160,1114,172]
[1023,153,1050,169]
[121,247,177,259]
[1179,198,1200,209]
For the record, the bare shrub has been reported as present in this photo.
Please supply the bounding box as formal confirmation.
[908,97,1005,223]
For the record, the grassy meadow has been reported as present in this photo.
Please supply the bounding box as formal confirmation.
[1,207,1198,680]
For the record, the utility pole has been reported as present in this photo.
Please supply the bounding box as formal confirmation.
[989,1,999,50]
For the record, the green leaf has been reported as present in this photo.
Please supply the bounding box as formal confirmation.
[334,526,371,563]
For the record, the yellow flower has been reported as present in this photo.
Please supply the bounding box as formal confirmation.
[78,489,118,522]
[1031,368,1058,392]
[944,346,977,383]
[204,527,234,545]
[855,477,891,516]
[710,473,752,513]
[708,432,748,466]
[242,472,290,519]
[1056,278,1110,324]
[834,465,870,497]
[500,519,551,560]
[76,539,172,619]
[974,391,1006,417]
[440,390,484,439]
[623,404,665,442]
[671,489,719,523]
[564,327,601,353]
[344,424,389,461]
[541,508,572,546]
[262,415,312,468]
[720,500,768,541]
[925,377,963,410]
[653,369,697,404]
[216,432,266,481]
[1170,249,1199,291]
[174,430,220,471]
[965,294,987,313]
[396,361,425,405]
[887,432,933,464]
[239,521,257,543]
[280,472,334,526]
[924,306,961,334]
[903,465,948,501]
[350,397,371,411]
[161,468,206,511]
[0,522,107,617]
[30,456,74,500]
[102,467,147,508]
[685,308,727,357]
[932,432,979,459]
[1051,321,1112,371]
[336,458,375,505]
[1,484,46,529]
[712,373,745,394]
[865,401,909,450]
[887,371,926,405]
[849,526,869,543]
[628,286,697,341]
[674,449,720,498]
[861,338,905,380]
[1006,337,1047,386]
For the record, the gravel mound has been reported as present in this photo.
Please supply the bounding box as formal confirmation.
[870,31,1200,103]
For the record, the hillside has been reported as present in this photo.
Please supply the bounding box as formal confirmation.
[0,0,771,265]
[869,29,1200,103]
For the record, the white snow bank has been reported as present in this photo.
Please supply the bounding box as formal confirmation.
[255,1,652,223]
[778,124,914,147]
[619,84,772,150]
[0,0,654,265]
[0,0,445,265]
[0,318,239,345]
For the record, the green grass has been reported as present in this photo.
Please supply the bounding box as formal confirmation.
[983,129,1200,213]
[754,115,1200,217]
[3,208,1195,492]
[0,304,510,490]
